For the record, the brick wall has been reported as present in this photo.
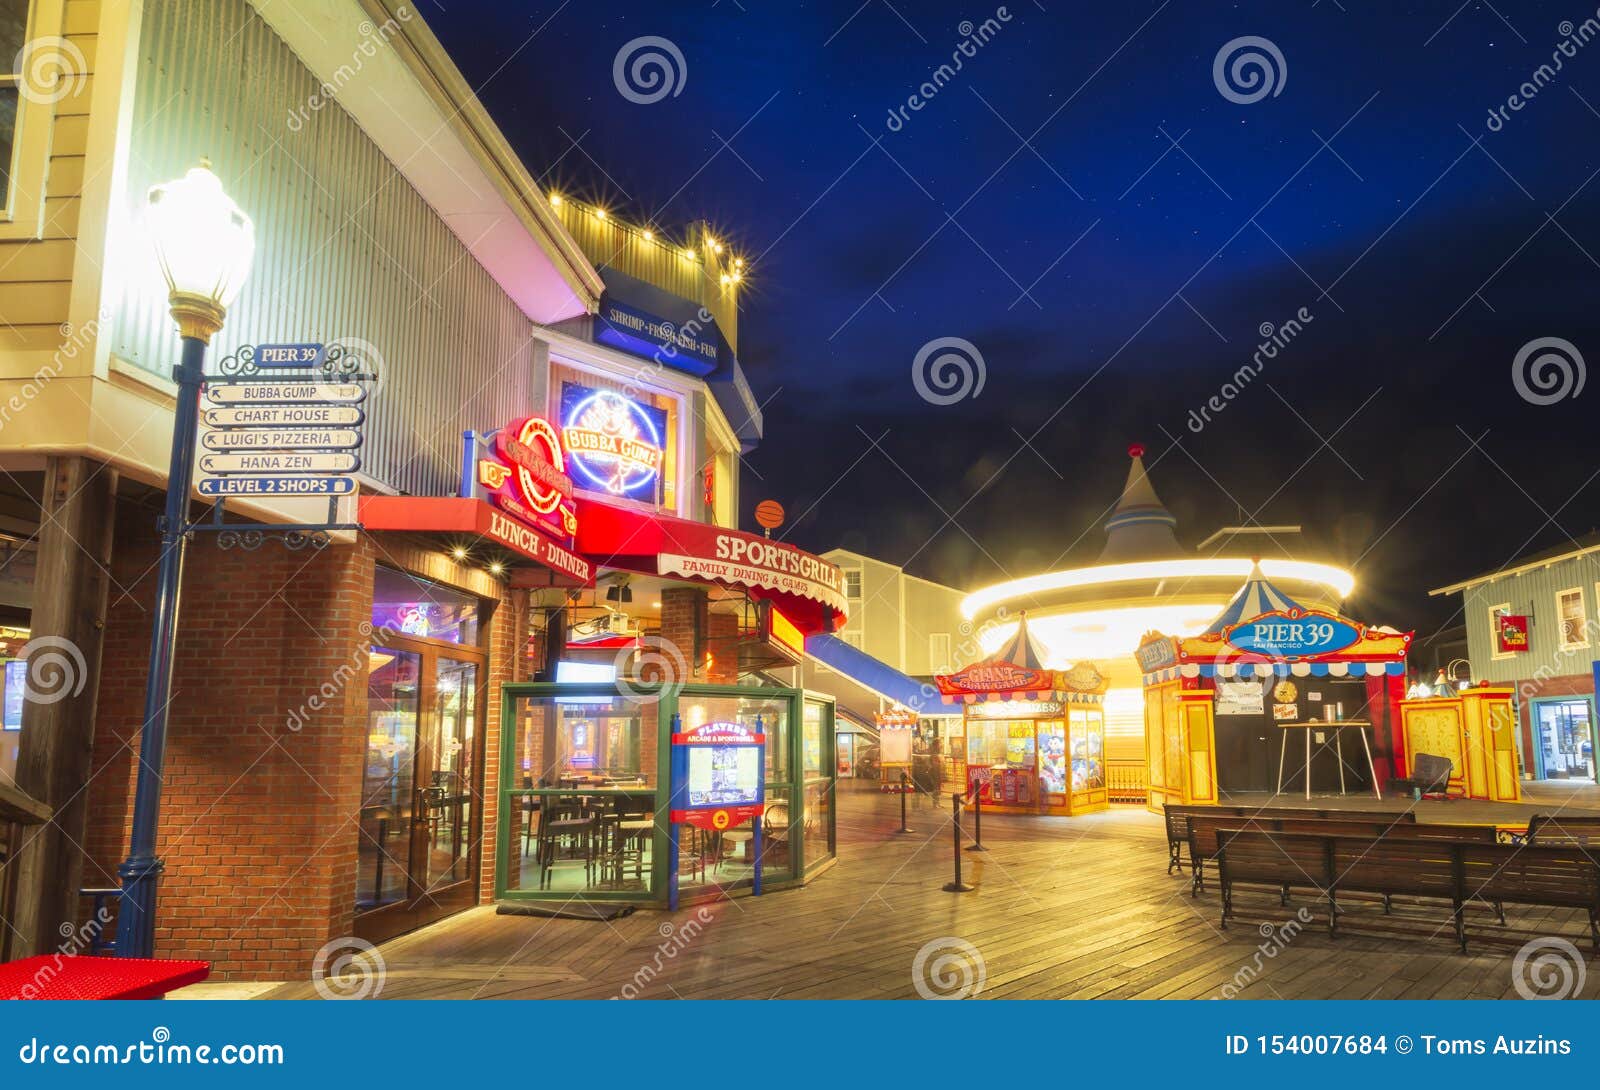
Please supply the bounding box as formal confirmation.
[1508,671,1593,775]
[86,505,522,980]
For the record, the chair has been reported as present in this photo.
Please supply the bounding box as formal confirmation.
[677,826,709,884]
[1392,753,1455,799]
[536,795,598,889]
[763,803,792,867]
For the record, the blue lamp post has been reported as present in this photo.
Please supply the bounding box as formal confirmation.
[115,161,255,958]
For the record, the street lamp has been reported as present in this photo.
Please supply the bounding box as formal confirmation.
[115,161,254,959]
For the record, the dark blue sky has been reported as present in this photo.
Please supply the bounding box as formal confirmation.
[432,1,1600,632]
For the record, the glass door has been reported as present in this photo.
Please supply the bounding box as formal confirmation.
[357,639,485,944]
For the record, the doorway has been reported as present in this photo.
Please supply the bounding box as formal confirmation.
[1532,697,1596,782]
[356,635,486,944]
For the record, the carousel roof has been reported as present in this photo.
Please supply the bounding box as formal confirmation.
[1098,443,1183,563]
[1200,561,1305,634]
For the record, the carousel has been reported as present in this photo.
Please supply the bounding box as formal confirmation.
[935,615,1110,815]
[1136,564,1415,810]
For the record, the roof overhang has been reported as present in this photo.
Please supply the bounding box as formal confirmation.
[253,0,604,323]
[1429,542,1600,597]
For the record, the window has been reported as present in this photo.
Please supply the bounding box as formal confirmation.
[0,0,72,236]
[1557,588,1588,650]
[929,632,952,674]
[842,569,862,599]
[1489,602,1512,661]
[0,1,30,210]
[371,566,481,646]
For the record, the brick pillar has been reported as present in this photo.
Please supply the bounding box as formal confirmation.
[706,610,739,685]
[659,586,706,682]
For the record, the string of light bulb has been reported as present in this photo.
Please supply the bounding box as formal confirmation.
[547,191,746,283]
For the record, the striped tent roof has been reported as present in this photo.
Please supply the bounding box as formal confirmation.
[992,612,1049,670]
[1201,562,1305,635]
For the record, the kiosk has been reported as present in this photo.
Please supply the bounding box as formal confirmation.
[1398,685,1522,801]
[667,715,765,909]
[1137,564,1413,811]
[935,615,1109,816]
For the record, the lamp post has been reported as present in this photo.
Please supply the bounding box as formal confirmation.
[115,161,254,958]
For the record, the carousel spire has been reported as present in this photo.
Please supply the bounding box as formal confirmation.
[1098,442,1183,562]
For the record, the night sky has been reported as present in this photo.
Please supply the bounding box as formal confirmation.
[431,1,1600,635]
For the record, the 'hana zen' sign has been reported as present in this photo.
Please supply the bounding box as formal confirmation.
[1224,610,1361,660]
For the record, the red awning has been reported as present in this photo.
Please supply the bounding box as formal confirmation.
[573,497,846,634]
[360,496,593,586]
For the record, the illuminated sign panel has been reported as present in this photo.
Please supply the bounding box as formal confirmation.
[560,382,667,504]
[475,415,577,543]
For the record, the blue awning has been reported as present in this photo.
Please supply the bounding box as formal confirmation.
[806,634,943,715]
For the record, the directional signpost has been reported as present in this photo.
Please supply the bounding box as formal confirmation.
[188,342,376,546]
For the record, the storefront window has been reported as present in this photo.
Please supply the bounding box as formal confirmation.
[505,693,660,897]
[371,566,480,645]
[1537,700,1595,781]
[803,701,824,775]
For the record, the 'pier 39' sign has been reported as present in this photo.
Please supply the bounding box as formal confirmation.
[1223,611,1361,660]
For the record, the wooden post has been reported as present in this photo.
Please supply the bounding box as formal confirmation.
[12,456,118,955]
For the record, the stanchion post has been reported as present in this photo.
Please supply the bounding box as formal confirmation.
[943,791,974,893]
[897,771,914,834]
[967,778,987,852]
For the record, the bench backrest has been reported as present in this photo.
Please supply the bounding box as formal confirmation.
[1459,844,1600,909]
[1189,815,1457,862]
[1163,804,1251,844]
[1526,815,1600,847]
[1221,833,1600,910]
[1164,802,1417,846]
[1216,830,1332,889]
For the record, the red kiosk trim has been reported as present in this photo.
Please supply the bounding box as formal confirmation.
[573,497,847,634]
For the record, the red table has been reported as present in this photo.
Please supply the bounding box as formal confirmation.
[0,955,210,999]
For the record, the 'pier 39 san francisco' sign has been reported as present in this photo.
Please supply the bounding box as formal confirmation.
[1223,610,1362,660]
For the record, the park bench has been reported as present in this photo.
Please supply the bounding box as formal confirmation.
[1185,813,1485,897]
[1161,803,1416,877]
[1164,803,1414,870]
[1217,829,1600,954]
[1525,814,1600,848]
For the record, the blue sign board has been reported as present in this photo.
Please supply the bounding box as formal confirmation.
[251,343,326,368]
[595,295,719,376]
[1225,612,1362,660]
[666,715,766,910]
[198,475,358,496]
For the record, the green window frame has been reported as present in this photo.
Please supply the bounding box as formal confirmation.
[495,681,836,905]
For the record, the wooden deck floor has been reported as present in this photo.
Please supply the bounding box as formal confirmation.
[259,783,1600,1000]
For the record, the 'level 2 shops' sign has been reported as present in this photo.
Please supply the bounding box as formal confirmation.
[1223,610,1362,661]
[470,416,577,543]
[560,382,666,504]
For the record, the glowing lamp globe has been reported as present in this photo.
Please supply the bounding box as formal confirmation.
[146,161,255,343]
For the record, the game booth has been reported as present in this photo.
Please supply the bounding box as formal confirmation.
[1396,684,1523,802]
[1136,565,1414,811]
[935,615,1110,816]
